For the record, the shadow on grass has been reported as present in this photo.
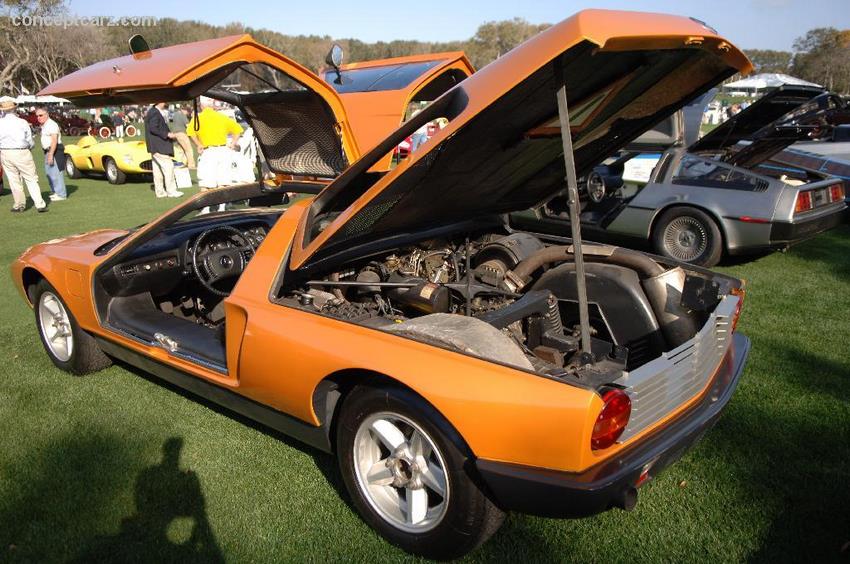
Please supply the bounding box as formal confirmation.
[720,250,773,267]
[755,335,850,403]
[704,340,850,562]
[473,515,569,563]
[115,360,348,505]
[0,434,134,563]
[785,225,850,278]
[71,437,223,564]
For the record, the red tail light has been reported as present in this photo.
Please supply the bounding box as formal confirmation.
[830,184,845,203]
[591,389,631,450]
[795,191,813,213]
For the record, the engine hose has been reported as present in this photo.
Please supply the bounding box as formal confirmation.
[511,246,573,282]
[511,245,664,283]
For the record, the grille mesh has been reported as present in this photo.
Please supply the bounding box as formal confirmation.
[243,92,347,178]
[613,295,738,442]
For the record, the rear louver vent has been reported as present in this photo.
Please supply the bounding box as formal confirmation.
[613,295,738,442]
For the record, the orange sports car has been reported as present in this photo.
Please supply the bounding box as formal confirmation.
[17,10,752,559]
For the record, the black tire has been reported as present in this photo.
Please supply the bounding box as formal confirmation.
[336,384,505,560]
[65,158,81,179]
[653,207,723,267]
[31,280,112,375]
[104,158,126,185]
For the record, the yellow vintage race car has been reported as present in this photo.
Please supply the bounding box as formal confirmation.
[65,135,178,184]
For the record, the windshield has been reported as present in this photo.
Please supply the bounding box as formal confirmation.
[323,61,442,93]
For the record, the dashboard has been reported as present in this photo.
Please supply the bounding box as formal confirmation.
[103,212,279,297]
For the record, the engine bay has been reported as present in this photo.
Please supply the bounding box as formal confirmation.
[280,231,727,383]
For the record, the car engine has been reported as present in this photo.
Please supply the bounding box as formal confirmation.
[283,231,724,383]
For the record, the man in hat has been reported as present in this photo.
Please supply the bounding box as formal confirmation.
[0,98,47,212]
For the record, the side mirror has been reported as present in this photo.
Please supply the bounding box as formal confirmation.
[325,44,344,69]
[129,34,150,56]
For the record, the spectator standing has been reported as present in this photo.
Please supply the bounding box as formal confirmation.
[114,110,125,138]
[35,106,67,202]
[143,102,182,198]
[171,106,196,169]
[0,98,47,212]
[187,97,244,190]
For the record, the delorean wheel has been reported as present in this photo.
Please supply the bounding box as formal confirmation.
[654,207,723,267]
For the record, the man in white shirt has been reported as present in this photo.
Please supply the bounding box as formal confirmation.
[35,106,67,201]
[0,99,46,212]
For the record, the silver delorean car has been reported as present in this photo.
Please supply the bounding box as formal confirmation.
[511,85,847,266]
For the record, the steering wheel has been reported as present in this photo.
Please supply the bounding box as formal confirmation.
[191,226,257,296]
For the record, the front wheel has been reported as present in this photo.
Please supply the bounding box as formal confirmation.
[336,385,504,559]
[104,158,126,184]
[653,207,723,267]
[65,157,81,178]
[32,280,111,375]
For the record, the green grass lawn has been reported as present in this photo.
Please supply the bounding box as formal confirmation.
[1,151,849,562]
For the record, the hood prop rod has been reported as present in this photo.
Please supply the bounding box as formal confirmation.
[556,84,592,359]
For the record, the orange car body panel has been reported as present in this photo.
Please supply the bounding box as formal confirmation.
[15,10,753,474]
[39,34,361,169]
[327,52,475,169]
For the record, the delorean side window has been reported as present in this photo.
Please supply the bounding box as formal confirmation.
[672,155,768,191]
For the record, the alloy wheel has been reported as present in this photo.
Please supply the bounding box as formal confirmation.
[38,291,74,362]
[353,412,450,533]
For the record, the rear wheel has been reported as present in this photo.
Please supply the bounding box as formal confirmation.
[32,280,111,375]
[104,158,126,184]
[336,385,504,559]
[653,207,723,267]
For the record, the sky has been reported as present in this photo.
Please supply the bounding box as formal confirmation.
[67,0,850,51]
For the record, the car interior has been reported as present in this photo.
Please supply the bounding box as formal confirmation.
[92,189,291,372]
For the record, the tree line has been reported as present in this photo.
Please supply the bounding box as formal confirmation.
[1,0,848,97]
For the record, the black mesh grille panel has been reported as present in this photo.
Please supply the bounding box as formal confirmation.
[242,91,347,178]
[338,196,403,238]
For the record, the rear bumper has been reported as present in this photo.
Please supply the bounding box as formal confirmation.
[475,332,750,519]
[769,207,845,247]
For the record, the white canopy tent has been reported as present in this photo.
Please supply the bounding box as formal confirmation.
[14,94,71,105]
[722,73,822,95]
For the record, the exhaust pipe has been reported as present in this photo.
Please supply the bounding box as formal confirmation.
[615,487,639,511]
